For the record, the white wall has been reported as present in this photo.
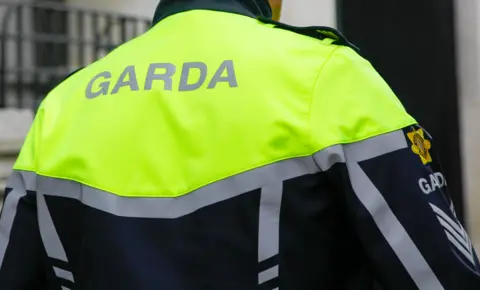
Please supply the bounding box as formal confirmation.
[280,0,336,27]
[455,0,480,249]
[67,0,158,18]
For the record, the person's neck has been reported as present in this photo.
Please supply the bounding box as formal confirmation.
[152,0,272,25]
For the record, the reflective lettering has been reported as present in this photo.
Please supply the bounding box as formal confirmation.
[179,62,208,91]
[434,172,446,186]
[111,65,139,94]
[418,172,446,194]
[430,173,440,191]
[145,63,176,91]
[85,71,112,99]
[208,60,238,89]
[85,60,238,98]
[419,178,432,194]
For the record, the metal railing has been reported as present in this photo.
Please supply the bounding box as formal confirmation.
[0,0,151,110]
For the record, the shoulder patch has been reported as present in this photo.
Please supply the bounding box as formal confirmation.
[257,16,359,53]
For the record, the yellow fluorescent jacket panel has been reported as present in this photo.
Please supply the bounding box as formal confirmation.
[14,10,416,197]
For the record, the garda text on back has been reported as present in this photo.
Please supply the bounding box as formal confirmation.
[85,60,238,98]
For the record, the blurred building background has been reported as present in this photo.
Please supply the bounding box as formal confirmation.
[0,0,479,251]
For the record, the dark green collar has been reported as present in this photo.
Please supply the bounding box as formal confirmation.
[152,0,272,26]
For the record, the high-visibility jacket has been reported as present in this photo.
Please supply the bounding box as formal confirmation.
[1,1,480,289]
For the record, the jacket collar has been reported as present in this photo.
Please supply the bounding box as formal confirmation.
[152,0,272,25]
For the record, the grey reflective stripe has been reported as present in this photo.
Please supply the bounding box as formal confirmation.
[258,183,283,262]
[32,130,407,220]
[0,171,35,268]
[37,192,76,283]
[344,130,407,162]
[313,130,407,171]
[258,265,278,284]
[258,183,282,285]
[36,156,319,219]
[313,145,345,171]
[53,266,74,282]
[347,162,443,290]
[37,192,70,263]
[8,170,36,191]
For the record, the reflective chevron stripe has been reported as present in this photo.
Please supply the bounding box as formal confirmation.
[430,203,475,265]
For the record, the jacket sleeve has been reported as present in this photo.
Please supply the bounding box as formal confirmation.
[335,125,480,289]
[0,111,51,289]
[311,45,480,289]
